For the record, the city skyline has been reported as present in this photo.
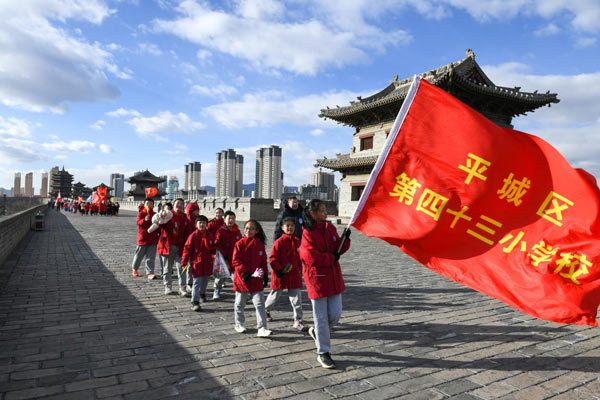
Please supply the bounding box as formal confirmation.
[0,2,598,191]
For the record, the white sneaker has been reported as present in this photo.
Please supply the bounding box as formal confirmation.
[234,324,247,333]
[164,287,173,295]
[179,289,191,298]
[256,327,272,337]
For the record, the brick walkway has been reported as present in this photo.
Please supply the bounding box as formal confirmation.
[1,210,599,399]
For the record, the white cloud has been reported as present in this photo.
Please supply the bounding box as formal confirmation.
[196,49,212,62]
[575,36,597,48]
[90,120,106,130]
[153,1,411,75]
[484,61,600,180]
[204,89,369,129]
[138,42,162,55]
[99,144,113,153]
[533,23,560,37]
[106,108,142,117]
[68,163,134,187]
[0,137,46,164]
[42,140,99,153]
[55,155,68,160]
[0,1,125,113]
[310,128,325,136]
[190,84,238,98]
[126,111,205,135]
[0,116,36,138]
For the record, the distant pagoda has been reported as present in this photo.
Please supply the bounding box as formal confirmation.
[126,170,166,201]
[49,166,73,198]
[316,49,560,218]
[72,182,92,199]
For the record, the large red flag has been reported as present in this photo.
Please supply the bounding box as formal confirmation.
[351,78,600,326]
[97,186,107,199]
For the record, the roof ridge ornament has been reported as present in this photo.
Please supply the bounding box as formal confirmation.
[466,48,475,59]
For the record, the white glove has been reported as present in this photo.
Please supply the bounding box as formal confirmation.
[251,269,263,278]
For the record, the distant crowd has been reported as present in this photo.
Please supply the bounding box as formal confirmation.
[50,198,120,216]
[132,196,351,369]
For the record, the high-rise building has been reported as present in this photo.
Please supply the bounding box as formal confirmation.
[24,172,33,197]
[41,172,48,197]
[13,173,21,197]
[255,145,282,200]
[158,175,168,195]
[311,170,336,200]
[216,149,243,197]
[110,173,125,198]
[166,176,179,200]
[184,162,201,191]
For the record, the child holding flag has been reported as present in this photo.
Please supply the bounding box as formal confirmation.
[265,217,307,331]
[300,199,351,369]
[182,215,215,311]
[232,220,271,337]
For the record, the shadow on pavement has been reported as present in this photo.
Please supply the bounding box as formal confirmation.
[0,211,228,399]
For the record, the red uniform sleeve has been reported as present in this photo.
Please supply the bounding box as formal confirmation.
[232,241,250,275]
[137,211,151,228]
[301,229,335,269]
[269,238,283,272]
[181,232,195,267]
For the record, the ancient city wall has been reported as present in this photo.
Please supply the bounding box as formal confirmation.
[0,204,48,267]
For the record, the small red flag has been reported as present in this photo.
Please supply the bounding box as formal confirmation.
[145,187,158,198]
[351,78,600,326]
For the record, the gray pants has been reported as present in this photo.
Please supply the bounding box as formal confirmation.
[265,288,303,321]
[159,245,185,291]
[311,294,342,354]
[192,276,210,302]
[131,244,157,275]
[234,291,267,329]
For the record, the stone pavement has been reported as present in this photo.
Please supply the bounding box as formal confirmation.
[1,210,599,400]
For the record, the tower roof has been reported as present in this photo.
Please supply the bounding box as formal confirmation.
[319,49,559,128]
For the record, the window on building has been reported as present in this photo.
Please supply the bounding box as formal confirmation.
[360,136,373,151]
[351,185,365,201]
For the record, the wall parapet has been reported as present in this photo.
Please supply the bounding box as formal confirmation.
[0,204,48,268]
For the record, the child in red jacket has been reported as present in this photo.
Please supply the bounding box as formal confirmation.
[265,217,307,331]
[214,211,242,299]
[299,199,351,369]
[232,220,271,337]
[182,215,215,311]
[131,198,160,278]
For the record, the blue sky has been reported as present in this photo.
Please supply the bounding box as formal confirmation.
[1,0,599,194]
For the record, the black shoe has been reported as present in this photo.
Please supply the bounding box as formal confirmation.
[200,294,207,303]
[317,352,336,369]
[191,302,201,312]
[266,312,273,322]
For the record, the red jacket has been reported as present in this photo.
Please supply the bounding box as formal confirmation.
[181,230,215,277]
[299,222,350,300]
[232,237,267,293]
[137,208,159,245]
[157,213,191,257]
[207,218,225,236]
[269,234,303,290]
[184,202,199,239]
[215,224,242,262]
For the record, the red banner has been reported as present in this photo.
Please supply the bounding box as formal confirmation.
[97,186,107,199]
[92,192,99,204]
[351,78,600,326]
[145,187,158,198]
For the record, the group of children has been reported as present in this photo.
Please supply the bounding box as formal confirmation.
[132,197,351,368]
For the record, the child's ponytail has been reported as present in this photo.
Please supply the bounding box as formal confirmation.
[302,199,323,231]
